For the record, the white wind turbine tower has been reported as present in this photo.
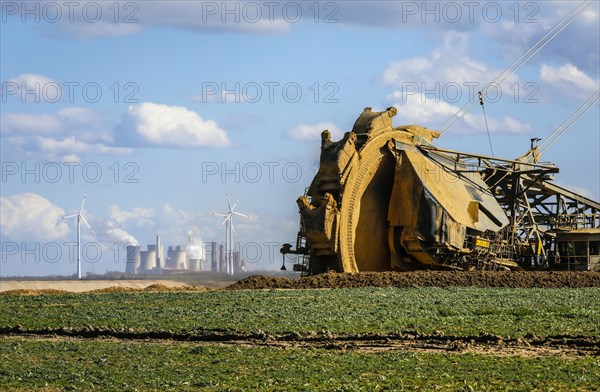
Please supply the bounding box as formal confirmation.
[64,193,93,279]
[212,192,250,275]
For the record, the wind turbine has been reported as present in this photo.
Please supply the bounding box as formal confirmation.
[212,192,249,275]
[64,193,93,279]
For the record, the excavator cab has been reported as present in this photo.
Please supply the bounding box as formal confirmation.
[555,229,600,271]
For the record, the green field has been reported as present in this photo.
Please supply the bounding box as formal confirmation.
[1,287,599,337]
[1,338,598,391]
[1,287,599,391]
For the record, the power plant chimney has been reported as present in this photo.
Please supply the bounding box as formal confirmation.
[209,242,217,272]
[156,235,162,274]
[219,243,225,273]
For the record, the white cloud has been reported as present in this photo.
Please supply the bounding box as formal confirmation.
[14,1,290,39]
[47,20,143,39]
[554,181,596,200]
[104,203,218,249]
[389,91,457,125]
[287,122,343,142]
[104,228,139,247]
[1,107,129,161]
[5,136,131,162]
[0,193,70,241]
[3,74,61,103]
[122,102,231,148]
[1,113,63,135]
[482,1,599,74]
[540,63,600,100]
[383,31,534,135]
[390,92,533,135]
[381,31,518,92]
[1,102,229,160]
[108,205,155,227]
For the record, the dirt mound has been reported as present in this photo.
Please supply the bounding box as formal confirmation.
[0,283,204,295]
[0,289,69,296]
[228,271,600,290]
[0,280,198,294]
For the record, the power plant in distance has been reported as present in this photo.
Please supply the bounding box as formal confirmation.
[125,235,245,275]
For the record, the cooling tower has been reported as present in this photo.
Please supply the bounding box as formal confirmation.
[209,242,218,272]
[125,245,140,274]
[233,251,242,274]
[174,249,187,270]
[141,245,157,272]
[189,258,201,272]
[165,245,186,270]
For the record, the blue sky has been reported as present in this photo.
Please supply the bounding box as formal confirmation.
[1,0,599,276]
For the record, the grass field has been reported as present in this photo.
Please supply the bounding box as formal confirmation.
[1,287,599,390]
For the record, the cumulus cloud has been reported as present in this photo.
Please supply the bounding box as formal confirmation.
[5,136,132,162]
[108,205,155,227]
[390,92,534,135]
[381,31,519,93]
[287,122,343,142]
[0,113,63,135]
[540,63,600,100]
[338,1,598,75]
[382,31,535,135]
[0,193,70,241]
[120,102,231,148]
[2,74,60,103]
[1,107,130,161]
[2,102,230,160]
[482,1,599,74]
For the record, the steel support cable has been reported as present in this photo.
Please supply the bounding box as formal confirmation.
[539,90,600,155]
[437,0,593,136]
[438,0,592,136]
[479,91,495,156]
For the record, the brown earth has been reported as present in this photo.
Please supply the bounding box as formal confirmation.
[228,271,600,290]
[2,271,599,295]
[1,326,597,358]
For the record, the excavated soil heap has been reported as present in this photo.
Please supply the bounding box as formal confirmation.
[228,271,600,290]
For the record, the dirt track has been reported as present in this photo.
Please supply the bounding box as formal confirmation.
[228,271,600,290]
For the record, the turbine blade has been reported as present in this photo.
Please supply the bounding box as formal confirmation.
[79,193,87,214]
[212,213,228,217]
[63,214,77,219]
[80,215,92,231]
[230,221,236,234]
[220,214,231,226]
[224,190,233,210]
[232,212,249,218]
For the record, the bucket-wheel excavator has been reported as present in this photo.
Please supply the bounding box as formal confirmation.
[281,107,600,274]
